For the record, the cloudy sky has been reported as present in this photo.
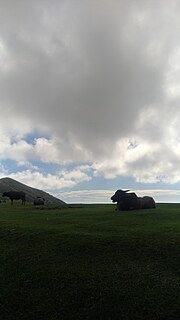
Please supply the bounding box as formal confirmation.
[1,0,180,203]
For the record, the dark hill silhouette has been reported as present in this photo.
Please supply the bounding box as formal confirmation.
[0,177,66,205]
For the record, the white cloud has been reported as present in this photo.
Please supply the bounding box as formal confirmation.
[1,0,180,186]
[58,189,114,204]
[34,137,92,163]
[0,165,92,191]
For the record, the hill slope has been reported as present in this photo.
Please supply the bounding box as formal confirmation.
[0,177,66,205]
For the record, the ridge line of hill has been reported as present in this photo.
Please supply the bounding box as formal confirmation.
[0,177,66,205]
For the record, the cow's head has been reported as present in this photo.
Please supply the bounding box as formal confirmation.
[111,189,130,202]
[2,192,8,197]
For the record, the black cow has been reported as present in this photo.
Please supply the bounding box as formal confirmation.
[111,189,139,210]
[3,191,26,205]
[111,189,156,211]
[34,197,45,205]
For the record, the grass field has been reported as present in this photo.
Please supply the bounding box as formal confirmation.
[0,203,180,320]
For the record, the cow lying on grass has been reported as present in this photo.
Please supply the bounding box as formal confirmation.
[111,189,156,211]
[34,197,45,205]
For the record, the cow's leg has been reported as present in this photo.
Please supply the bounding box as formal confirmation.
[117,202,122,211]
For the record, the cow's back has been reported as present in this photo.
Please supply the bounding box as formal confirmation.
[120,192,139,210]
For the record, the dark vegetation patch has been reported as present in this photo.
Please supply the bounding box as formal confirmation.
[0,204,180,319]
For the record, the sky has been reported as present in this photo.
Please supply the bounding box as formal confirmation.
[1,0,180,203]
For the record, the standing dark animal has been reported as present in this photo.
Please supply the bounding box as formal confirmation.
[3,191,26,205]
[111,189,156,211]
[111,189,139,210]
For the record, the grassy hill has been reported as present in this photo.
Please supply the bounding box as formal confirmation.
[0,177,66,205]
[0,203,180,319]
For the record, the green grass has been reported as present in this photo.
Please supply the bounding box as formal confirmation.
[0,203,180,320]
